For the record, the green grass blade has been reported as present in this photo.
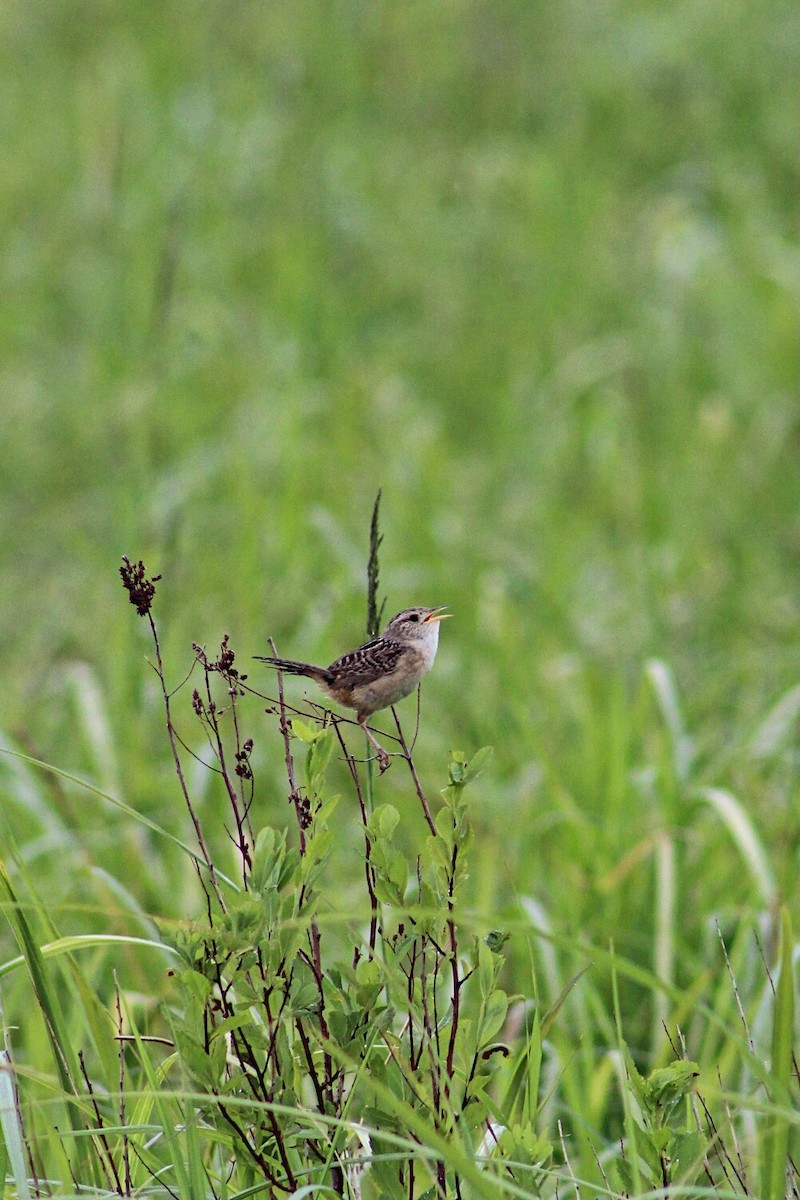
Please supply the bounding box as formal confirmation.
[645,659,694,784]
[123,998,200,1199]
[0,748,239,891]
[0,860,99,1185]
[0,1048,32,1200]
[0,933,177,980]
[652,830,676,1054]
[610,944,643,1197]
[697,787,777,905]
[760,905,796,1200]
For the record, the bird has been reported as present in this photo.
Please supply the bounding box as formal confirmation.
[255,606,450,770]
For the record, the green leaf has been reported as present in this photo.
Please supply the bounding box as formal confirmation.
[650,1126,672,1153]
[448,751,467,784]
[307,727,335,778]
[388,848,408,897]
[372,802,400,840]
[366,1151,407,1200]
[355,957,382,986]
[497,1122,552,1167]
[670,1130,706,1180]
[647,1060,699,1115]
[465,745,494,782]
[481,989,509,1044]
[292,718,318,743]
[502,1006,542,1126]
[635,1128,661,1180]
[251,824,293,894]
[253,824,276,861]
[290,981,319,1016]
[277,845,301,890]
[177,1037,221,1088]
[315,791,341,824]
[477,938,497,1000]
[209,1011,254,1042]
[613,1153,636,1197]
[485,928,510,953]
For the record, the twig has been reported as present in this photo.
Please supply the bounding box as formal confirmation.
[331,718,379,957]
[78,1049,122,1193]
[271,640,340,1132]
[270,637,307,855]
[197,648,252,882]
[391,707,437,835]
[445,844,462,1081]
[716,921,753,1053]
[146,611,225,911]
[558,1119,580,1200]
[115,981,132,1196]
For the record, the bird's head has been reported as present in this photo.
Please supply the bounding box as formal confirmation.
[383,606,450,645]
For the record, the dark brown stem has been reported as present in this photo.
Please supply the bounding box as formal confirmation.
[391,707,437,835]
[228,686,255,836]
[445,844,462,1082]
[214,1099,288,1191]
[78,1050,121,1193]
[296,1017,326,1112]
[270,638,307,854]
[146,612,225,910]
[271,645,340,1124]
[201,665,252,884]
[332,718,379,957]
[115,984,132,1196]
[126,1143,179,1199]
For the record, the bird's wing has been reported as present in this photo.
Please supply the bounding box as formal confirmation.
[328,637,405,686]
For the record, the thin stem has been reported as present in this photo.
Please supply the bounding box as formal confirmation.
[201,661,251,883]
[146,612,225,911]
[214,1099,288,1191]
[445,843,462,1082]
[271,640,339,1122]
[332,719,379,957]
[78,1050,121,1193]
[391,707,437,835]
[270,638,307,855]
[115,982,132,1196]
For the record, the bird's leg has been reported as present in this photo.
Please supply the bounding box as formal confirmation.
[358,714,391,773]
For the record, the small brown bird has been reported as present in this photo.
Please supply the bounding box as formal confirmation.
[255,606,449,770]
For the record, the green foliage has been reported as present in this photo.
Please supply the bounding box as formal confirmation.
[2,574,795,1194]
[614,1051,704,1195]
[158,714,530,1195]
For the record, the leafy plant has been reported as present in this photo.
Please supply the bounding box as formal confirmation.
[120,554,554,1197]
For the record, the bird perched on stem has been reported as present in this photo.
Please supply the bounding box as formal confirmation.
[255,606,449,771]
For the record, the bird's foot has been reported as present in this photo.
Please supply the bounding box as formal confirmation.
[376,747,391,773]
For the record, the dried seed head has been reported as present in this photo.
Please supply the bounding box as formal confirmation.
[119,556,161,616]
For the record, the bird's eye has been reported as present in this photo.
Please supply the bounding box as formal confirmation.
[408,613,419,622]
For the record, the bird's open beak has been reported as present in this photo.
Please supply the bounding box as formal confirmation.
[424,606,451,622]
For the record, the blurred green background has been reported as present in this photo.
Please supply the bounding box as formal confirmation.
[1,0,797,1013]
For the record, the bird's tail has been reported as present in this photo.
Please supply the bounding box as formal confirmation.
[254,656,333,685]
